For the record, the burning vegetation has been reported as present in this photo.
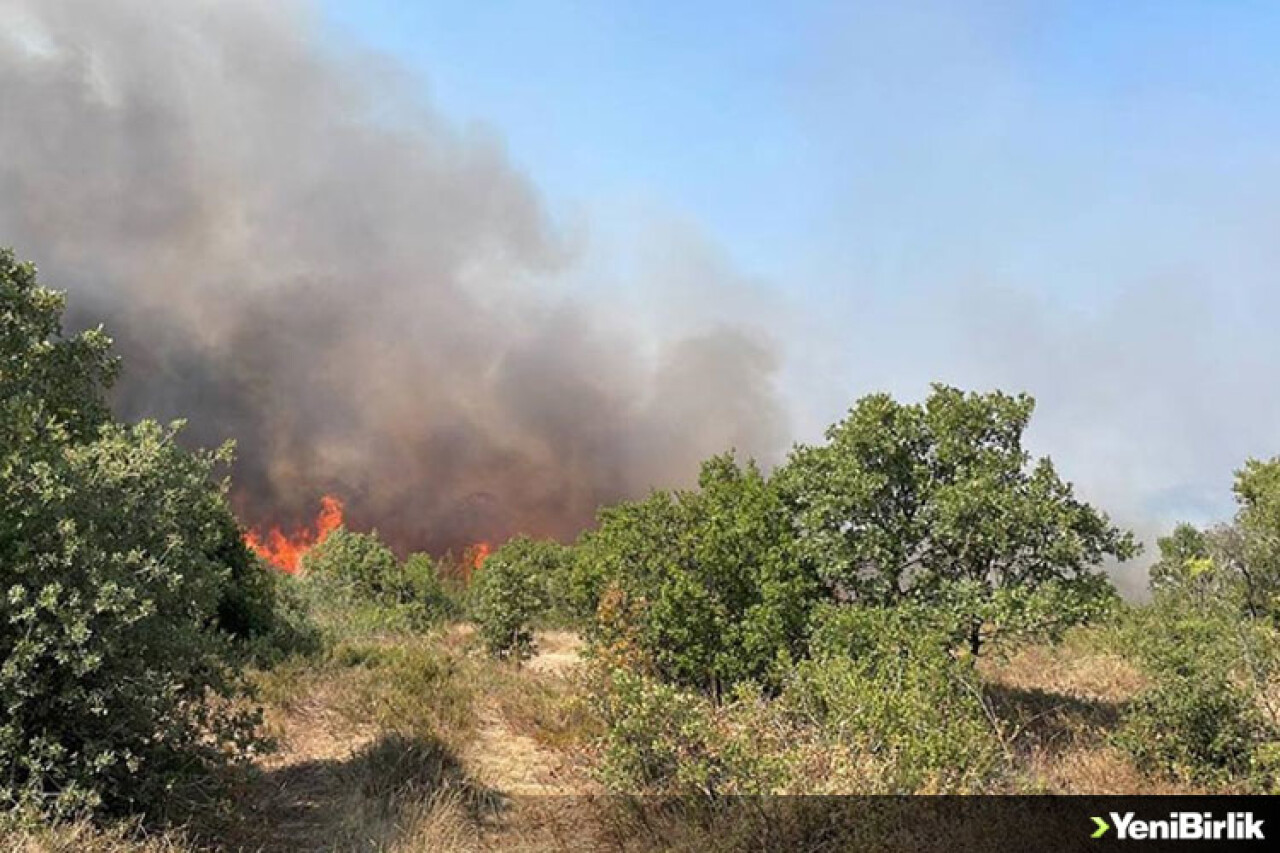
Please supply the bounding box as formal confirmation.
[243,495,345,573]
[242,494,495,578]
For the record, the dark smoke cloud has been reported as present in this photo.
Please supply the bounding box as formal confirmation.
[0,0,786,552]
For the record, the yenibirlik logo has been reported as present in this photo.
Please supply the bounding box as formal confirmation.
[1091,812,1265,841]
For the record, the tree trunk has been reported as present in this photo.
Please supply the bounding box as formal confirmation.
[968,622,983,657]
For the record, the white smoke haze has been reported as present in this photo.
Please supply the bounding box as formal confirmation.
[0,0,787,552]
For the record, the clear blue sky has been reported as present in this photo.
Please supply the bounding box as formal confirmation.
[318,1,1280,554]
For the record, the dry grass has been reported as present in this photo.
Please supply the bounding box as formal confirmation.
[203,623,605,849]
[977,627,1209,793]
[0,819,195,853]
[12,619,1249,850]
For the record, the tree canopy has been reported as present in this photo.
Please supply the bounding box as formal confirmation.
[779,384,1137,654]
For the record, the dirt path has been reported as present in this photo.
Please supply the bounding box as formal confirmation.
[463,629,588,797]
[224,682,384,851]
[228,627,593,850]
[466,705,572,796]
[525,630,584,677]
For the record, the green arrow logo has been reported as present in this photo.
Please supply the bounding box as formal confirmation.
[1091,816,1110,838]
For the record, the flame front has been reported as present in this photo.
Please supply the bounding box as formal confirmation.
[244,495,344,573]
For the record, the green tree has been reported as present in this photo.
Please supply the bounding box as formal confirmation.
[301,527,399,600]
[1148,522,1212,595]
[580,454,820,696]
[1231,458,1280,619]
[1152,458,1280,621]
[0,249,117,446]
[471,536,556,660]
[779,385,1137,656]
[300,529,449,629]
[1,250,266,814]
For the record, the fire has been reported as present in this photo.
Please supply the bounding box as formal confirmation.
[244,495,344,573]
[470,542,492,570]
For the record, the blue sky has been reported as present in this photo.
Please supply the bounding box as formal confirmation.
[316,1,1280,567]
[319,0,1280,292]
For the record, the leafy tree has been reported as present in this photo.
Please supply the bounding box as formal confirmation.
[300,529,450,629]
[1147,521,1250,617]
[1148,523,1212,595]
[581,454,820,696]
[1,250,266,814]
[0,249,117,446]
[1230,458,1280,619]
[1152,458,1280,620]
[471,536,556,660]
[779,385,1137,655]
[301,527,399,600]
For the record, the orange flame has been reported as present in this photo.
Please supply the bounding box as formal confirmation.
[450,541,491,585]
[244,495,344,573]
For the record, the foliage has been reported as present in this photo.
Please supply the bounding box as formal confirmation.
[579,454,820,695]
[0,420,265,814]
[1148,523,1216,600]
[1234,458,1280,620]
[302,528,398,599]
[1114,600,1280,789]
[470,536,554,659]
[1,251,273,815]
[0,248,118,446]
[779,384,1137,655]
[1152,458,1280,623]
[300,530,448,631]
[790,603,1005,791]
[591,667,782,795]
[1117,675,1272,787]
[401,552,459,622]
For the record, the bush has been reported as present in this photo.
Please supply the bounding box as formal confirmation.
[470,537,553,660]
[300,530,447,632]
[578,454,820,696]
[302,527,399,600]
[401,552,459,622]
[1,251,270,815]
[1117,674,1273,786]
[1114,602,1280,789]
[591,668,782,795]
[786,604,1005,792]
[0,422,267,815]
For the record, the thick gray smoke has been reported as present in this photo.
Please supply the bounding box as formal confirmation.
[0,0,786,551]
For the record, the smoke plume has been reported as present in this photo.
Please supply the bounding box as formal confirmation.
[0,0,786,552]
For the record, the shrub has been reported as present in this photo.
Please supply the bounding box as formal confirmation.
[578,454,820,696]
[470,537,552,660]
[401,552,458,622]
[591,668,782,794]
[1117,674,1273,786]
[1,251,269,815]
[787,604,1005,792]
[299,529,447,632]
[302,527,399,600]
[1114,602,1280,789]
[0,422,267,815]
